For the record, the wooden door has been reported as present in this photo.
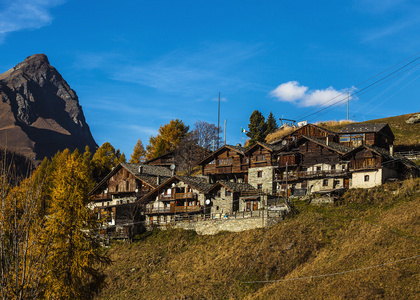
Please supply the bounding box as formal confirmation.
[344,178,350,189]
[253,202,258,211]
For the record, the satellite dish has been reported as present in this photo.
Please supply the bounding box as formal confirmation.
[170,164,176,170]
[205,199,211,205]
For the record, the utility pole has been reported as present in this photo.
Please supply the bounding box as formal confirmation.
[347,91,349,121]
[224,119,227,145]
[217,92,220,149]
[285,161,289,206]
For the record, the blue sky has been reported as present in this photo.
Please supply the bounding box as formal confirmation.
[1,0,420,156]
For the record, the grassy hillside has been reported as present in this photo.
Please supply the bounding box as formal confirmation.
[265,113,420,152]
[318,113,420,151]
[95,178,420,299]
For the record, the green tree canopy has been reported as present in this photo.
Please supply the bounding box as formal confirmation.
[246,110,267,146]
[265,111,278,136]
[146,119,189,160]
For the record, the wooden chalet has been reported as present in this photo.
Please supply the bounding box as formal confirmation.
[89,163,172,238]
[145,151,175,169]
[342,145,419,188]
[338,123,395,149]
[198,145,248,183]
[271,124,338,146]
[275,136,353,195]
[139,175,214,226]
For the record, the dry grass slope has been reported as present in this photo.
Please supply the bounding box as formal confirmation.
[95,179,420,300]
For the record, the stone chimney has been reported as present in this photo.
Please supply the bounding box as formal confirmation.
[389,144,394,156]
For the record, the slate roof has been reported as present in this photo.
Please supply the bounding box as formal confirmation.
[308,136,355,154]
[245,141,283,153]
[338,123,388,134]
[89,163,173,195]
[176,176,215,193]
[216,181,256,193]
[121,163,173,177]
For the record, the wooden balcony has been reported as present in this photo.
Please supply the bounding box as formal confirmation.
[275,169,349,181]
[158,192,196,201]
[144,205,201,214]
[93,194,111,201]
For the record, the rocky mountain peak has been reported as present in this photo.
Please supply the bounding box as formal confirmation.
[0,54,97,161]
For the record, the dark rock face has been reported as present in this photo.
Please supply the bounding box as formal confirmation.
[0,54,97,161]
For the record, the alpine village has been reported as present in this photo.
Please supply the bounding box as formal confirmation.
[2,54,420,299]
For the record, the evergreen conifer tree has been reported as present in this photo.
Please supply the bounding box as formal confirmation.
[246,110,267,146]
[265,111,278,136]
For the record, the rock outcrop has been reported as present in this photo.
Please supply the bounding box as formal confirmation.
[406,113,420,124]
[0,54,97,161]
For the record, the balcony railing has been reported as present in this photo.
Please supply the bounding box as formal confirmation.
[158,192,196,201]
[275,169,349,181]
[144,205,201,214]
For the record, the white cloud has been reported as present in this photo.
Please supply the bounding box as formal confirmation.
[270,81,351,107]
[304,87,343,107]
[269,81,308,102]
[0,0,65,40]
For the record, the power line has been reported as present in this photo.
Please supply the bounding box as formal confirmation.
[293,54,420,121]
[242,254,420,284]
[304,61,420,122]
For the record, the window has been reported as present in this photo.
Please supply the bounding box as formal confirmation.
[256,155,266,162]
[340,134,350,142]
[364,175,370,182]
[218,158,232,165]
[257,171,263,178]
[323,179,328,186]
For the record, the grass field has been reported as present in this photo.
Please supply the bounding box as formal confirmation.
[95,178,420,299]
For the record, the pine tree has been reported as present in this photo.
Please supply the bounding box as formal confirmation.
[43,150,108,299]
[246,110,267,146]
[129,139,146,163]
[265,111,278,136]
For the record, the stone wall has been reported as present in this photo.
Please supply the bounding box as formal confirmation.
[248,166,275,191]
[170,212,284,235]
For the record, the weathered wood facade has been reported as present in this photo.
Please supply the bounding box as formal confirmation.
[198,145,248,182]
[272,124,338,146]
[89,163,172,238]
[139,176,214,226]
[338,123,395,149]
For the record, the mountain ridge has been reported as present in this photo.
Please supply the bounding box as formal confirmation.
[0,54,97,161]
